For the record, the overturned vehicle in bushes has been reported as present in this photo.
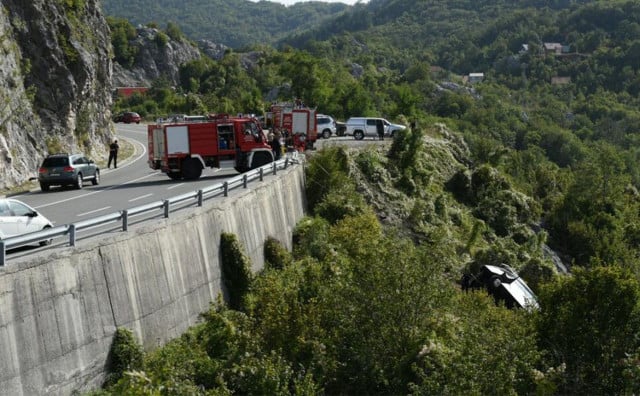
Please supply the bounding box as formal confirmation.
[461,264,539,310]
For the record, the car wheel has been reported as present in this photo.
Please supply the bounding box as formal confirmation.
[75,173,83,189]
[92,170,100,185]
[39,226,52,246]
[322,129,331,139]
[489,276,502,289]
[354,130,364,140]
[40,182,50,192]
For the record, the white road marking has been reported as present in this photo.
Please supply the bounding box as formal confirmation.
[34,172,158,210]
[129,193,153,202]
[167,183,184,190]
[78,206,111,217]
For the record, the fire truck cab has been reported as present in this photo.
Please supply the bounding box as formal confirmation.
[147,114,274,180]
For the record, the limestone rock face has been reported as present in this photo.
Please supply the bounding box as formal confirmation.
[112,26,202,88]
[0,0,113,190]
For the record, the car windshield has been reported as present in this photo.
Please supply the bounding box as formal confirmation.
[42,157,69,167]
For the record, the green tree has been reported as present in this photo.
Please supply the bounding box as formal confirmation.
[537,266,640,395]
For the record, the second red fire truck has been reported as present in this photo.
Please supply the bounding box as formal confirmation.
[265,102,317,151]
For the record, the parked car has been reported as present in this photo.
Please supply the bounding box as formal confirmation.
[38,153,100,191]
[0,198,53,246]
[461,264,539,310]
[114,111,141,124]
[344,117,406,140]
[316,114,337,139]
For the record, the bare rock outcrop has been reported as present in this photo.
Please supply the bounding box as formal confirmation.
[0,0,113,190]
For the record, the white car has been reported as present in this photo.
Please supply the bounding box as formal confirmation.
[0,198,53,246]
[344,117,406,140]
[316,114,337,139]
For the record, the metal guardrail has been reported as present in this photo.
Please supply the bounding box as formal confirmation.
[0,157,300,266]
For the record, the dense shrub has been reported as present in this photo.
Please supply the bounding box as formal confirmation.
[220,232,253,311]
[104,327,144,388]
[263,236,293,271]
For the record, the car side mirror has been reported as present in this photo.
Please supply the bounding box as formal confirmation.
[27,211,38,218]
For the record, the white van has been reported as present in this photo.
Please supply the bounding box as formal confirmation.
[345,117,406,140]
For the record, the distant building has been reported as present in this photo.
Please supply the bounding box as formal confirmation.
[115,87,149,98]
[468,73,484,83]
[544,43,563,55]
[551,76,571,85]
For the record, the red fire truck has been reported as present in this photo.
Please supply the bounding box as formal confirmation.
[147,114,274,180]
[266,102,317,151]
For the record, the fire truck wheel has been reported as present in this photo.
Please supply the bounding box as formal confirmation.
[182,158,202,180]
[251,151,274,169]
[168,172,182,180]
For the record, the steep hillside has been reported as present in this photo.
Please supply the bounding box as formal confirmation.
[0,1,113,190]
[101,0,348,48]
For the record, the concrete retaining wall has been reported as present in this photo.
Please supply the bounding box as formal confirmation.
[0,165,306,395]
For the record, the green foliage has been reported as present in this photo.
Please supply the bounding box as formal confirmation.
[104,327,144,387]
[263,236,293,271]
[411,292,541,395]
[291,216,332,261]
[107,17,138,68]
[45,135,63,154]
[220,233,253,311]
[304,146,351,212]
[102,0,349,49]
[165,22,183,41]
[154,31,168,48]
[537,266,640,395]
[388,127,432,195]
[99,1,640,393]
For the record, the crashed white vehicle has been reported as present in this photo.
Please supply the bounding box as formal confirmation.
[461,264,539,310]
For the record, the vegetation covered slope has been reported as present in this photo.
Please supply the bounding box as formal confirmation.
[101,0,348,48]
[97,1,640,393]
[92,127,640,395]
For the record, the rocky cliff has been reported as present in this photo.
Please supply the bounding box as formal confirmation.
[112,25,204,88]
[0,0,112,191]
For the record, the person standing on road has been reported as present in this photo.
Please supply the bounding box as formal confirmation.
[269,132,282,160]
[108,139,119,168]
[376,119,384,140]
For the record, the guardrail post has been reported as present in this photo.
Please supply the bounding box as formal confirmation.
[197,190,203,206]
[243,174,248,188]
[272,162,277,176]
[122,210,129,231]
[70,224,77,246]
[285,157,289,168]
[0,241,5,266]
[163,200,170,218]
[224,182,229,197]
[259,167,264,182]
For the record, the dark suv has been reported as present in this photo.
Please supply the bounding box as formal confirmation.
[38,153,100,191]
[114,111,141,124]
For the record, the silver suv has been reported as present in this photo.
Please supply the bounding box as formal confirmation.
[38,153,100,191]
[316,114,337,139]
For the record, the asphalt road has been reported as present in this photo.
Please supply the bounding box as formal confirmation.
[14,123,239,226]
[3,126,385,260]
[13,126,385,226]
